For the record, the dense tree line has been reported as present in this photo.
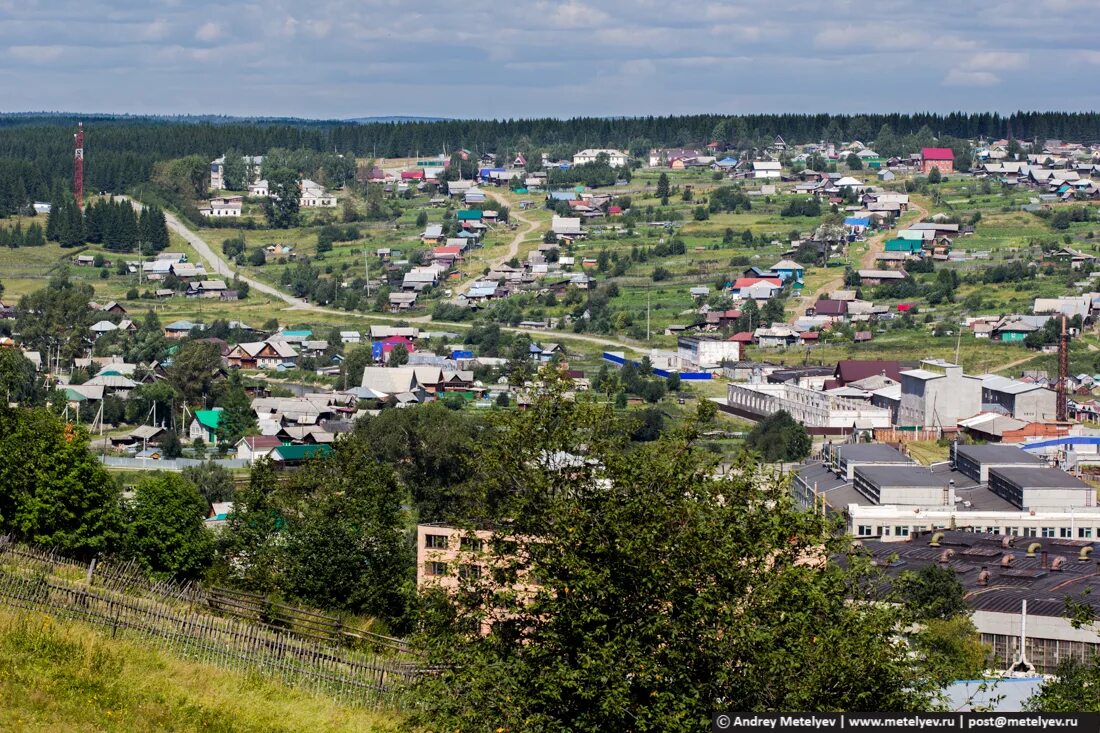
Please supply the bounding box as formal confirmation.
[2,111,1100,201]
[0,220,46,247]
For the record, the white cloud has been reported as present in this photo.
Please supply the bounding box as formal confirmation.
[968,51,1027,69]
[944,69,1001,87]
[195,21,222,42]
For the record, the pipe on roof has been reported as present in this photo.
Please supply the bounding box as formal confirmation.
[1026,542,1042,558]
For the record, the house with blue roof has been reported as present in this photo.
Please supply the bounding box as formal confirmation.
[844,216,871,234]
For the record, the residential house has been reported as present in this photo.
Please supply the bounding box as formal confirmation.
[752,161,782,179]
[299,179,337,207]
[858,269,908,286]
[189,409,222,444]
[269,444,333,466]
[358,366,427,403]
[198,195,243,217]
[235,435,284,463]
[164,320,200,340]
[572,149,628,167]
[187,280,228,298]
[920,147,955,175]
[754,325,800,349]
[770,259,804,282]
[225,340,300,369]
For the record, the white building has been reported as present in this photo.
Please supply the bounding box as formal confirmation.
[572,149,629,167]
[726,382,892,432]
[300,179,337,208]
[752,161,782,179]
[198,195,243,217]
[676,336,740,371]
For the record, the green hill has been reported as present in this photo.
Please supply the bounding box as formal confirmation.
[0,607,403,732]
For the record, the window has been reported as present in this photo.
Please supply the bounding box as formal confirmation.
[894,526,910,537]
[857,525,873,537]
[458,564,482,580]
[1042,527,1056,538]
[425,534,448,549]
[986,526,1001,535]
[1080,527,1094,539]
[426,561,449,576]
[1024,527,1038,538]
[460,536,485,553]
[882,526,891,536]
[1060,527,1073,538]
[1009,527,1020,536]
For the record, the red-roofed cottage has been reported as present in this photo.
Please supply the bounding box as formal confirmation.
[920,148,954,175]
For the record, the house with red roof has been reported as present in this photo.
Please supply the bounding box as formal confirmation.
[729,331,755,345]
[431,245,464,265]
[401,169,425,181]
[920,148,954,175]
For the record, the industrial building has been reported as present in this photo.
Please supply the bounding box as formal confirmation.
[897,358,982,428]
[987,466,1094,510]
[980,376,1058,422]
[725,382,892,435]
[854,530,1100,674]
[952,443,1047,483]
[827,443,913,480]
[852,465,950,506]
[792,457,1100,542]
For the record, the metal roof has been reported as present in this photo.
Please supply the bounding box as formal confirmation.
[854,465,947,489]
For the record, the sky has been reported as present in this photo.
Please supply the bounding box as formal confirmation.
[1,0,1098,120]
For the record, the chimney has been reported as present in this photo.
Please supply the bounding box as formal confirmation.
[1041,550,1049,569]
[1001,553,1015,567]
[977,566,991,586]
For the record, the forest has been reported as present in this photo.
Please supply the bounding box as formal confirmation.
[0,110,1099,213]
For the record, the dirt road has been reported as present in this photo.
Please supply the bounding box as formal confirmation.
[788,199,929,323]
[159,206,645,353]
[453,196,540,297]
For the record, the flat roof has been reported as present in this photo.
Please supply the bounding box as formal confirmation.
[955,444,1045,465]
[989,466,1092,490]
[834,444,910,463]
[855,465,947,489]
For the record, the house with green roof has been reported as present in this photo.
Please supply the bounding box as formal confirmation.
[884,238,923,254]
[456,209,483,221]
[189,408,222,443]
[269,443,333,465]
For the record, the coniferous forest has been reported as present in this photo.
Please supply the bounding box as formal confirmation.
[0,111,1099,216]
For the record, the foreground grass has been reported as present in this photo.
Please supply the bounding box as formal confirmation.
[0,608,404,732]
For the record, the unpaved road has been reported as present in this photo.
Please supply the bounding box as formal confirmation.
[158,205,646,353]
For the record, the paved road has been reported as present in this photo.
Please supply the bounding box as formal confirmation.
[161,208,306,306]
[155,204,646,353]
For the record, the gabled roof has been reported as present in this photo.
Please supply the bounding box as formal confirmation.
[194,409,222,430]
[270,444,333,462]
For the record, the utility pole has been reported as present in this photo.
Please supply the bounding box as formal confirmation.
[646,289,651,341]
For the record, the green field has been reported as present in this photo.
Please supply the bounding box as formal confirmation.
[0,607,401,732]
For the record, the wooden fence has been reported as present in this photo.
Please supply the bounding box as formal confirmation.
[0,537,421,707]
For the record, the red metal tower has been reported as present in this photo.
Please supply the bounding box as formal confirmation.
[1056,314,1068,422]
[73,122,84,208]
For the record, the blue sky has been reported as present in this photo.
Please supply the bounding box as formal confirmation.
[1,0,1098,119]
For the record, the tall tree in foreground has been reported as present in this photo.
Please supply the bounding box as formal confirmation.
[411,372,938,730]
[263,167,301,229]
[0,405,121,556]
[124,473,213,580]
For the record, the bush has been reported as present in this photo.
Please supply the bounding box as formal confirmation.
[652,266,671,282]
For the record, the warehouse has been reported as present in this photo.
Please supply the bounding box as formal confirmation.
[829,443,913,480]
[987,467,1094,510]
[852,465,948,506]
[952,443,1046,483]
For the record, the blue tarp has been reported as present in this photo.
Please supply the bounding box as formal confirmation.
[602,352,711,380]
[844,217,870,227]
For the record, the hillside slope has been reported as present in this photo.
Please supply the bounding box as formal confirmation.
[0,608,403,732]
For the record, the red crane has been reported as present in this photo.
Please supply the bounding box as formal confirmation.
[73,122,84,208]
